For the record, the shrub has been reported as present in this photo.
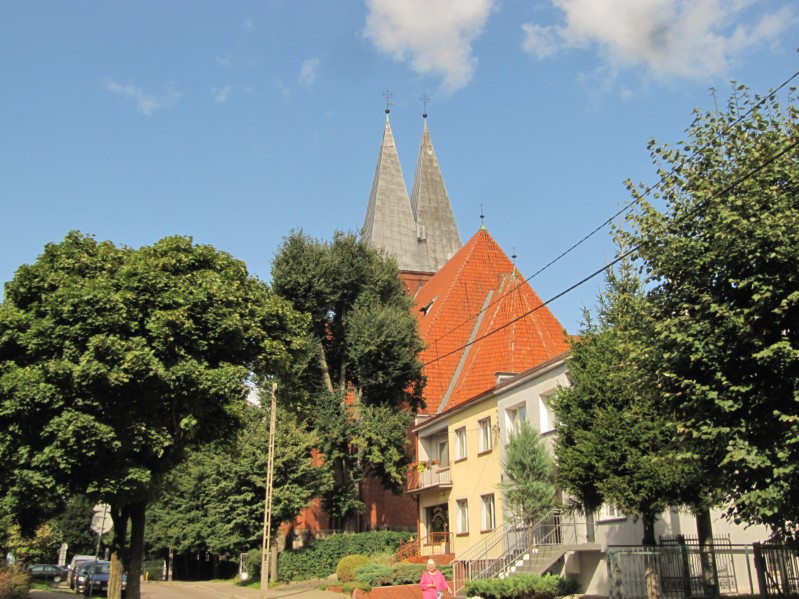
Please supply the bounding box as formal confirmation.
[354,563,392,587]
[341,580,373,594]
[465,573,576,599]
[0,565,30,599]
[337,555,370,583]
[245,548,262,580]
[277,530,413,582]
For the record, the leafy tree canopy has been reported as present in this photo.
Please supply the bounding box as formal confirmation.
[553,260,691,544]
[622,84,799,538]
[147,400,326,557]
[0,232,309,597]
[271,230,425,523]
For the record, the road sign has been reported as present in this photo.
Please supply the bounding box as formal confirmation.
[91,504,113,535]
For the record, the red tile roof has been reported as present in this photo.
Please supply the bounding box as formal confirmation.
[414,228,570,415]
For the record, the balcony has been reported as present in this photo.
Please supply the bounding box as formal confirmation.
[407,463,453,492]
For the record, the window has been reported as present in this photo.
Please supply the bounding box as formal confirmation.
[481,494,496,531]
[455,427,467,460]
[456,499,469,533]
[598,504,625,521]
[437,440,449,467]
[507,405,527,435]
[478,417,493,452]
[538,394,554,433]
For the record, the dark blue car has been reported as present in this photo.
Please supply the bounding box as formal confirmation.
[82,561,126,597]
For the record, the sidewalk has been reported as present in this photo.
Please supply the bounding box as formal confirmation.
[153,579,342,599]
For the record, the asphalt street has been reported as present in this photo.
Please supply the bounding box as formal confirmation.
[32,579,341,599]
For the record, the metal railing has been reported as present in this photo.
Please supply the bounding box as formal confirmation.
[452,510,579,595]
[407,464,453,492]
[388,532,454,565]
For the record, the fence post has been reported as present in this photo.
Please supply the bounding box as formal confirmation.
[752,543,768,598]
[678,535,692,598]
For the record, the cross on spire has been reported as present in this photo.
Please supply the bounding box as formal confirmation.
[383,89,394,114]
[420,93,430,118]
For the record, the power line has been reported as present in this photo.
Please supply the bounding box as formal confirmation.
[424,72,799,351]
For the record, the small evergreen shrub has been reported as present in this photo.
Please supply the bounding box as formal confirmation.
[341,580,373,594]
[245,548,262,580]
[336,555,370,583]
[354,563,392,587]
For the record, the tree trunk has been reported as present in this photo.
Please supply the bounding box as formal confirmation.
[642,512,656,546]
[585,509,596,543]
[696,508,719,597]
[125,499,147,599]
[318,341,334,393]
[108,505,128,599]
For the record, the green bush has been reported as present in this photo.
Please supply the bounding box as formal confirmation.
[245,548,262,580]
[354,563,392,586]
[277,530,413,582]
[337,555,370,583]
[465,573,576,599]
[341,580,373,594]
[0,565,31,599]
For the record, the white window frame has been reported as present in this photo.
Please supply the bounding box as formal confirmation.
[538,393,554,434]
[597,503,625,522]
[478,417,493,452]
[456,499,469,534]
[507,404,527,436]
[437,439,449,467]
[455,427,467,460]
[481,494,496,531]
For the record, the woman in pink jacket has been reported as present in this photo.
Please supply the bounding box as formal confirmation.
[420,559,452,599]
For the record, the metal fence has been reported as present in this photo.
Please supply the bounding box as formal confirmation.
[608,541,799,599]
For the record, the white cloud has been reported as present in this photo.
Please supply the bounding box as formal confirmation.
[364,0,496,93]
[216,54,231,67]
[104,80,182,116]
[522,0,796,81]
[242,17,255,31]
[214,85,233,103]
[298,58,320,88]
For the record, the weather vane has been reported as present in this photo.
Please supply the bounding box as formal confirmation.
[383,89,394,114]
[420,93,431,118]
[480,204,485,226]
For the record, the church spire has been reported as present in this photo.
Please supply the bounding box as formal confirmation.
[362,111,422,273]
[409,111,461,272]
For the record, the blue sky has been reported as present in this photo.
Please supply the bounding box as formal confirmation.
[1,0,797,333]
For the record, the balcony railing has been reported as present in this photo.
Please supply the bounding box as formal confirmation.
[407,464,453,492]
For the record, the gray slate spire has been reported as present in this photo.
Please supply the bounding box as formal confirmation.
[410,117,462,272]
[362,114,422,272]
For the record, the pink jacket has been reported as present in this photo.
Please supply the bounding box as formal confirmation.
[420,569,449,599]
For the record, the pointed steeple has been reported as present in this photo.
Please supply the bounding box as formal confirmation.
[410,116,461,272]
[362,113,423,272]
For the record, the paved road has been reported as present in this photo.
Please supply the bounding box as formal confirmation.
[32,580,341,599]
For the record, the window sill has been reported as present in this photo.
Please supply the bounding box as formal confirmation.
[477,449,493,456]
[597,515,627,523]
[454,457,467,464]
[480,528,495,534]
[456,532,469,537]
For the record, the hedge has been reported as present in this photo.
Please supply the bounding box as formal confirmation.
[277,531,413,582]
[464,573,578,599]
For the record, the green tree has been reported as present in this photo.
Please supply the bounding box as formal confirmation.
[0,232,309,598]
[499,420,556,527]
[271,230,425,526]
[51,496,102,557]
[622,84,799,539]
[553,259,688,545]
[146,400,326,561]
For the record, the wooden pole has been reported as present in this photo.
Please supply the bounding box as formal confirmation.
[260,383,278,599]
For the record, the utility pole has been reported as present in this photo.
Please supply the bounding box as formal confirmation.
[260,383,278,599]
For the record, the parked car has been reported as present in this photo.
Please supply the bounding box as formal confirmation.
[26,563,69,582]
[69,557,97,590]
[75,560,105,594]
[83,561,126,597]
